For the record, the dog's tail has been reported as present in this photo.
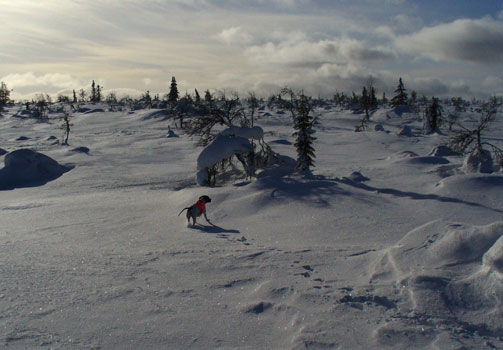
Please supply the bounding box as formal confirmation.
[178,207,190,216]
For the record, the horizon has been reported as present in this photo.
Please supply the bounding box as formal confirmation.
[1,0,502,100]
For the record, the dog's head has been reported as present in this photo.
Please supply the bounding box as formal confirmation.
[199,195,212,203]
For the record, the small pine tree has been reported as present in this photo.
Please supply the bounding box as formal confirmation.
[424,97,442,134]
[0,82,11,112]
[72,89,78,103]
[370,86,378,110]
[351,91,359,105]
[91,80,96,102]
[79,89,87,103]
[144,90,152,108]
[204,89,213,104]
[390,77,408,108]
[381,92,388,106]
[168,76,179,105]
[61,111,72,145]
[293,93,316,172]
[360,86,370,122]
[195,88,201,104]
[96,84,102,102]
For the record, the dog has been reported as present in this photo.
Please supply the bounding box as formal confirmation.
[178,195,212,226]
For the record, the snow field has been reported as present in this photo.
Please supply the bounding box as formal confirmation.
[1,102,503,349]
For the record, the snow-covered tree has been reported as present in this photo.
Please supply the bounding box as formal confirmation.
[196,125,278,186]
[390,77,408,108]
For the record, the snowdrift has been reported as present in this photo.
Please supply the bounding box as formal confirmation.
[0,149,72,190]
[371,220,503,333]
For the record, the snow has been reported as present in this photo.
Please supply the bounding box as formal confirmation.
[0,101,502,349]
[0,149,72,190]
[219,125,264,140]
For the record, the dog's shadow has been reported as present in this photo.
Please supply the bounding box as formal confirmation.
[190,223,240,234]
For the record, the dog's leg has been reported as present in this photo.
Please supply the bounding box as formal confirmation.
[186,210,191,225]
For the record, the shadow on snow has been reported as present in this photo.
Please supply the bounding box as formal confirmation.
[190,223,241,234]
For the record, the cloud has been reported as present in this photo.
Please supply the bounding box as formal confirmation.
[482,75,503,94]
[408,77,449,96]
[2,72,83,92]
[395,17,503,63]
[245,36,394,67]
[214,27,253,46]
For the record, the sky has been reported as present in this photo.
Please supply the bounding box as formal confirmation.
[1,0,502,101]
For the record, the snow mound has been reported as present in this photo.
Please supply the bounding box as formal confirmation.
[371,220,503,331]
[344,171,369,183]
[167,129,178,138]
[219,125,264,140]
[386,150,419,161]
[428,145,459,157]
[389,105,412,117]
[370,109,389,122]
[397,125,413,137]
[484,236,503,273]
[0,149,72,190]
[398,156,450,165]
[374,124,385,132]
[434,174,503,196]
[138,109,168,121]
[462,150,494,174]
[70,146,90,154]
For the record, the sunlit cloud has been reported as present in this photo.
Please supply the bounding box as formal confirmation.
[395,17,503,63]
[214,27,253,46]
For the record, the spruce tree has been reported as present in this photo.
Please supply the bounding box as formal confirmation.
[168,76,179,105]
[390,77,408,108]
[96,84,102,102]
[91,80,96,102]
[293,93,316,172]
[424,97,442,134]
[204,89,213,104]
[370,86,378,109]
